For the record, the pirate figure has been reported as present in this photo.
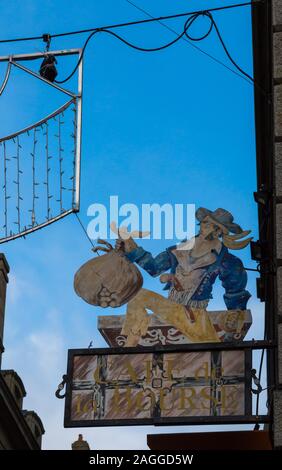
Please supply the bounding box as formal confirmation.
[116,207,253,346]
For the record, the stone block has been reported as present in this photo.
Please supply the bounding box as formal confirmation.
[274,33,282,79]
[273,0,282,26]
[276,204,282,259]
[278,323,282,385]
[275,143,282,197]
[274,390,282,449]
[274,85,282,137]
[278,267,282,316]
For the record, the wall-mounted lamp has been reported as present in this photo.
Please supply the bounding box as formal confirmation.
[250,240,265,261]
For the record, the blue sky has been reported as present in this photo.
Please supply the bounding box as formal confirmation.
[0,0,266,450]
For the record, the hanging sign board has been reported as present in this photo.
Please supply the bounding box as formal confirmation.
[64,345,252,427]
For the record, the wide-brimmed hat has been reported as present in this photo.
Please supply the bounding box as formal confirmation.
[196,207,243,234]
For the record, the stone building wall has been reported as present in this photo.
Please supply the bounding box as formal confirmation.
[273,0,282,450]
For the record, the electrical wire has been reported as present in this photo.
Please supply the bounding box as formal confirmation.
[125,0,255,87]
[74,212,96,249]
[207,11,253,82]
[0,2,256,45]
[54,26,184,84]
[55,30,98,84]
[55,11,254,84]
[255,347,265,416]
[126,0,269,100]
[254,317,267,423]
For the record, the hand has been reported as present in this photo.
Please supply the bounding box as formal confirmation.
[159,274,174,284]
[159,274,183,291]
[115,237,138,253]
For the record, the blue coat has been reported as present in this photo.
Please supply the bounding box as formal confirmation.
[126,243,251,310]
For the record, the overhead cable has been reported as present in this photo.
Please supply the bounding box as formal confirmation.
[0,2,257,45]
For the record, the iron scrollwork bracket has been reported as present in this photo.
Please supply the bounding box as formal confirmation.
[251,368,263,395]
[55,374,68,399]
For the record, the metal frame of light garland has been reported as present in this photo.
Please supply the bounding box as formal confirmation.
[0,49,83,243]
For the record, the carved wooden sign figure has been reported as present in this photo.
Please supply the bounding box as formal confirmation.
[63,207,261,428]
[74,207,253,346]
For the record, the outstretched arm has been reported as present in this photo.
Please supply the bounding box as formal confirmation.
[219,252,251,310]
[120,238,173,277]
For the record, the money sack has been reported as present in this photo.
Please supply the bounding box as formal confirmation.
[74,248,143,308]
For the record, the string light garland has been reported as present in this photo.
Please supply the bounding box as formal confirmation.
[0,99,78,243]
